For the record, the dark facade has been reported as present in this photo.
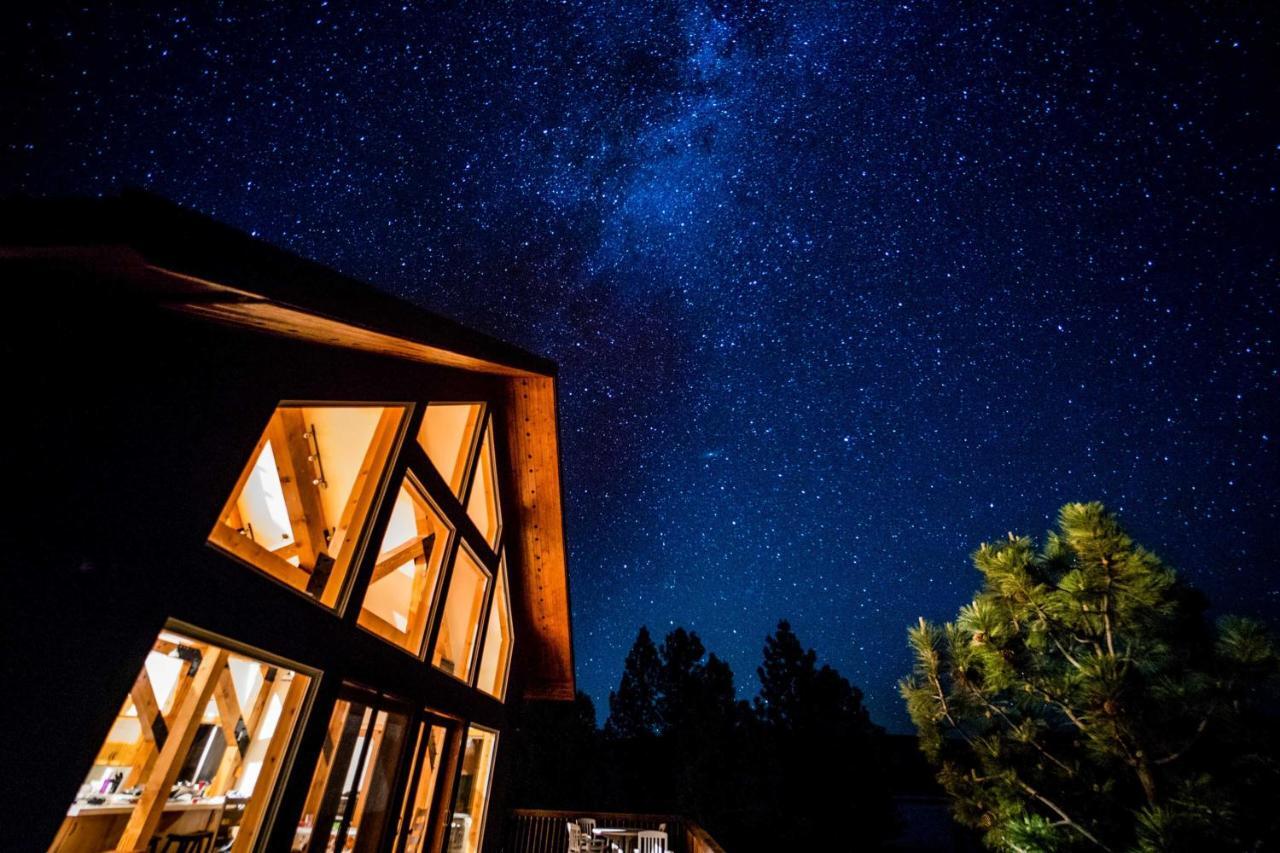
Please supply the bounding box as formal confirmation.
[0,192,574,853]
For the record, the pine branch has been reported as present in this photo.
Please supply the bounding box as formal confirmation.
[1101,591,1116,659]
[956,679,1076,778]
[1013,775,1112,852]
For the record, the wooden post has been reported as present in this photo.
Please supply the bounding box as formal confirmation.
[322,407,403,605]
[231,672,309,853]
[208,662,269,794]
[300,700,350,822]
[269,409,332,570]
[125,649,199,788]
[115,647,229,852]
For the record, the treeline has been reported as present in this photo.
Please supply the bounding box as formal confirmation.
[509,621,896,850]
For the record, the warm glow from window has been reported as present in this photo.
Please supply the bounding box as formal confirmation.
[465,421,501,549]
[395,719,453,853]
[416,402,482,498]
[476,556,513,700]
[291,694,412,853]
[432,547,490,681]
[210,404,405,606]
[449,726,498,853]
[50,629,309,853]
[357,478,452,655]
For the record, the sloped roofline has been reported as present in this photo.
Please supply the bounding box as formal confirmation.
[0,190,576,700]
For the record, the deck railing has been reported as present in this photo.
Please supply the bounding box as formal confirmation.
[504,809,727,853]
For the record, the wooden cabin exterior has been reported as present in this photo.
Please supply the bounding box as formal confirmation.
[0,192,574,853]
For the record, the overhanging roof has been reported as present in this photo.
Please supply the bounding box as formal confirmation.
[0,190,575,701]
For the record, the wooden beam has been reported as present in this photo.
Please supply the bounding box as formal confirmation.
[320,407,403,606]
[268,408,331,571]
[166,293,541,378]
[130,668,166,748]
[301,699,351,823]
[115,647,230,852]
[349,712,388,837]
[209,521,314,590]
[121,667,167,789]
[369,536,426,585]
[501,375,574,700]
[210,665,276,794]
[231,672,309,853]
[357,606,409,649]
[211,665,246,747]
[208,663,249,794]
[125,646,200,788]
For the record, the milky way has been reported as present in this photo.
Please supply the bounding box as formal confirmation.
[7,2,1277,729]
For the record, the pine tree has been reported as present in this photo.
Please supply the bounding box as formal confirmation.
[752,620,893,847]
[755,620,816,730]
[900,502,1280,851]
[605,626,662,739]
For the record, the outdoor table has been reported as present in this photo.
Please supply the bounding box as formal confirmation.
[593,826,641,853]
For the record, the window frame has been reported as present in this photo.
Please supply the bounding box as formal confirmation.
[206,400,413,614]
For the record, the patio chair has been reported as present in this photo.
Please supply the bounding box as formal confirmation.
[567,821,582,853]
[577,817,598,834]
[636,830,668,853]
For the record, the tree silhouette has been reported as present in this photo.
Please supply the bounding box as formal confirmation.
[605,626,662,740]
[753,620,893,848]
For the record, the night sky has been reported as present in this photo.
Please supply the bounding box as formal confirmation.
[7,2,1278,730]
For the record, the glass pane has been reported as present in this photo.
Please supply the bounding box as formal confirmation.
[431,548,489,681]
[50,629,309,853]
[396,721,452,853]
[211,404,405,606]
[476,557,513,700]
[448,726,498,853]
[292,696,411,853]
[357,479,451,655]
[465,422,501,550]
[416,403,482,498]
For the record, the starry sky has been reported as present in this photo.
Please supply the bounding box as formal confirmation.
[6,2,1278,730]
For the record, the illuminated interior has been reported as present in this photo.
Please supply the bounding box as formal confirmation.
[291,693,412,853]
[476,556,514,699]
[417,402,483,498]
[432,546,490,681]
[51,629,310,853]
[465,420,502,550]
[395,718,454,853]
[357,478,453,655]
[449,726,498,853]
[210,404,405,607]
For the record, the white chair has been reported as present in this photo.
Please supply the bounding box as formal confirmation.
[567,821,585,853]
[636,830,668,853]
[577,817,598,834]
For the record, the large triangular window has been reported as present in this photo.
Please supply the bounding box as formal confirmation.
[209,404,404,606]
[357,477,452,655]
[475,556,513,699]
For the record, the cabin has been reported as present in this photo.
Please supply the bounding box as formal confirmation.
[0,192,574,853]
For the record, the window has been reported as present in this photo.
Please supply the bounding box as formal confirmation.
[394,717,455,853]
[291,690,413,853]
[357,477,452,655]
[50,628,310,853]
[417,403,483,498]
[210,404,405,607]
[448,726,498,853]
[465,419,502,550]
[476,556,514,700]
[432,545,490,682]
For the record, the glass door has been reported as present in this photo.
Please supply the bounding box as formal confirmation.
[394,714,457,853]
